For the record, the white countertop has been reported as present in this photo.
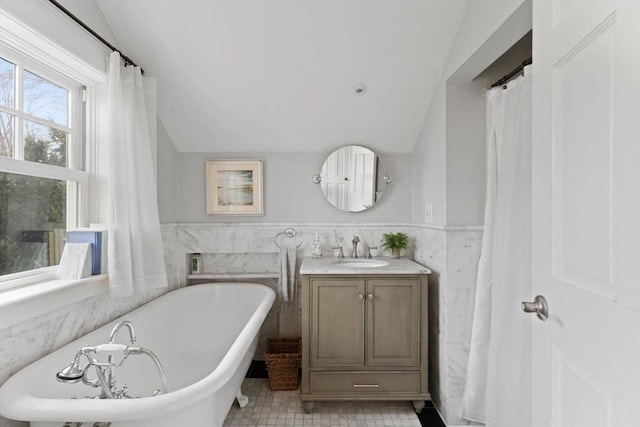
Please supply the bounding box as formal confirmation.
[300,256,431,275]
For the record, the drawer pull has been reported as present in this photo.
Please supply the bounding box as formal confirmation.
[353,384,379,388]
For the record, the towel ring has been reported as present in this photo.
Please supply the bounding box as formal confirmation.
[276,228,297,238]
[275,228,302,248]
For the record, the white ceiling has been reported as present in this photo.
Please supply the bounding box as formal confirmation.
[96,0,468,153]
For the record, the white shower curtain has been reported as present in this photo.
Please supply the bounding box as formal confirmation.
[104,52,168,297]
[461,66,532,426]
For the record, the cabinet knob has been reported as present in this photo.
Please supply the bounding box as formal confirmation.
[367,294,373,300]
[357,294,364,300]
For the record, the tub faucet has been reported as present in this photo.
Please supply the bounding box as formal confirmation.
[352,236,360,259]
[107,320,136,394]
[57,342,168,399]
[109,320,137,344]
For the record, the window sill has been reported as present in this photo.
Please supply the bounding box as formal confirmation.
[0,274,109,329]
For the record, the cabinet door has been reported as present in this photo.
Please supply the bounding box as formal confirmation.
[310,279,365,366]
[366,278,420,366]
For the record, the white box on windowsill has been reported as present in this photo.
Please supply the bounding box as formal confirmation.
[56,243,92,280]
[67,225,108,274]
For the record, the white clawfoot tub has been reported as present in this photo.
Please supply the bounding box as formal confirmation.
[0,283,275,427]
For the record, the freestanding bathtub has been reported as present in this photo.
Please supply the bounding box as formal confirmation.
[0,282,275,427]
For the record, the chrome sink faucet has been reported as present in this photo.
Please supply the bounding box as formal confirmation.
[352,236,360,258]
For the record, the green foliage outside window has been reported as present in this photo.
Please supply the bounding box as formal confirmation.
[0,128,67,275]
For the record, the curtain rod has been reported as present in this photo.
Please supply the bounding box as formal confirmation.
[48,0,144,75]
[490,57,532,88]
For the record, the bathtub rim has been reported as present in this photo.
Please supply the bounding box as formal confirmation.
[0,282,276,423]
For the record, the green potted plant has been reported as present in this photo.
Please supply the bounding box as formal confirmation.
[381,232,409,259]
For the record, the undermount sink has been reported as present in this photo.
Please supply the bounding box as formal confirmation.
[332,259,390,268]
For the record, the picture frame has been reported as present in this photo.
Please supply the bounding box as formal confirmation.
[206,159,264,215]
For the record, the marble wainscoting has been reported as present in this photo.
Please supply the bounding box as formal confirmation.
[162,222,422,289]
[444,229,483,426]
[412,226,448,418]
[0,286,170,427]
[412,225,482,426]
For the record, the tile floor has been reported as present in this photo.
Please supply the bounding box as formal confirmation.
[226,362,446,427]
[223,378,423,427]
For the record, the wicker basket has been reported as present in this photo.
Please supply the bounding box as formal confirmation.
[264,337,301,391]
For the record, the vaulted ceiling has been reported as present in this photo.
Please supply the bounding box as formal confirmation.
[96,0,467,153]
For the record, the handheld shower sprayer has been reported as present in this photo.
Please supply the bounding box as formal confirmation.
[55,324,168,399]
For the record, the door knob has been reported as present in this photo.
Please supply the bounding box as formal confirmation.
[521,295,549,321]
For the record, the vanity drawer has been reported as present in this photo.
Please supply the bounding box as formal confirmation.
[309,371,420,394]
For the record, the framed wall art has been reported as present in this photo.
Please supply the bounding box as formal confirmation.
[206,159,264,215]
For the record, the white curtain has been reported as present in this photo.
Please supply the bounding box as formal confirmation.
[461,66,532,426]
[104,52,167,297]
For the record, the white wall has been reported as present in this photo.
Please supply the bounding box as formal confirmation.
[445,30,532,228]
[157,120,179,223]
[445,79,487,226]
[56,0,121,50]
[412,0,530,226]
[174,152,413,224]
[412,84,448,226]
[0,0,114,75]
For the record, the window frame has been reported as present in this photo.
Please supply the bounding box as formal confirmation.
[0,8,106,294]
[0,49,82,165]
[0,48,87,283]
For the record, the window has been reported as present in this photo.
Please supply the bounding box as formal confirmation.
[0,48,87,283]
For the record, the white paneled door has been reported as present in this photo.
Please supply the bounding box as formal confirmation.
[531,1,640,426]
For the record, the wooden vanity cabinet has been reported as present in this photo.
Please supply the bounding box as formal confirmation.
[300,273,430,413]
